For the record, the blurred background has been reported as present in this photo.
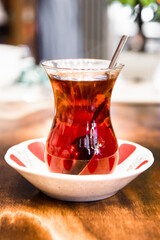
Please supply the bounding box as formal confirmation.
[0,0,160,118]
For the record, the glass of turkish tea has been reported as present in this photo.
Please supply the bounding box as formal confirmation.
[42,59,124,175]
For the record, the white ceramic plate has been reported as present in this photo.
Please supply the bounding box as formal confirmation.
[4,138,154,202]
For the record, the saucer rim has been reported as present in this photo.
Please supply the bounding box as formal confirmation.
[4,138,154,181]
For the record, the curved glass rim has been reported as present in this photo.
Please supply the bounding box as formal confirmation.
[41,58,124,71]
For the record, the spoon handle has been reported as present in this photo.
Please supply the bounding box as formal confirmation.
[91,97,107,123]
[109,35,128,69]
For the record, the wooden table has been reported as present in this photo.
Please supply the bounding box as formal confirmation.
[0,102,159,240]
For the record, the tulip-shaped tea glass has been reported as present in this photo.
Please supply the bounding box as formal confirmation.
[42,59,123,175]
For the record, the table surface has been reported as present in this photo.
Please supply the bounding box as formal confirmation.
[0,102,160,240]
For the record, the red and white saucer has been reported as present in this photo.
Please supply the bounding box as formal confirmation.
[4,138,154,202]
